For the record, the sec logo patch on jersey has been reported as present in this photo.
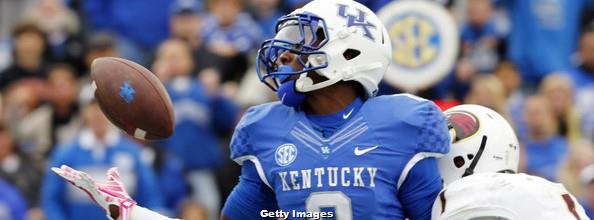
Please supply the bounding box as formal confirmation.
[275,144,298,166]
[378,1,459,92]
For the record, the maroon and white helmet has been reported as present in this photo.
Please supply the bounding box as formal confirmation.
[438,104,520,185]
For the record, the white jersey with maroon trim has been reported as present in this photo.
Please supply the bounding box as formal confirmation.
[432,173,589,220]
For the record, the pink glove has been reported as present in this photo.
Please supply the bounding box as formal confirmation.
[51,165,137,220]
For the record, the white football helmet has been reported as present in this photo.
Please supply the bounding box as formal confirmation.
[439,104,520,185]
[256,0,392,97]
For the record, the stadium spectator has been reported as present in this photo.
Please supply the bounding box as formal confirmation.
[521,95,568,182]
[0,0,31,38]
[435,2,506,101]
[498,0,592,85]
[285,0,309,10]
[233,66,277,107]
[0,40,10,72]
[539,74,582,141]
[460,0,500,73]
[169,0,203,49]
[0,179,28,220]
[41,90,164,220]
[151,149,189,215]
[280,0,400,11]
[494,61,524,126]
[153,38,239,220]
[17,64,82,164]
[247,0,284,39]
[0,22,50,91]
[464,74,508,116]
[1,83,42,123]
[444,59,475,101]
[560,140,594,196]
[82,0,173,65]
[1,81,48,160]
[168,0,216,76]
[570,27,594,142]
[179,200,207,220]
[82,33,118,78]
[201,0,262,84]
[0,118,43,209]
[22,0,84,71]
[579,164,594,219]
[285,0,394,12]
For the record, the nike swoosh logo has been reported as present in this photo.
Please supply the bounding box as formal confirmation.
[280,93,287,103]
[342,108,354,119]
[354,146,379,156]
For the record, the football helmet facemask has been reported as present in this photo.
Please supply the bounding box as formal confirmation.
[256,0,391,102]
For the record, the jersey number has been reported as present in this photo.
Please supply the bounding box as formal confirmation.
[305,191,352,220]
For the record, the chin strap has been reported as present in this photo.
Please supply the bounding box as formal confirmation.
[276,65,306,107]
[278,80,306,107]
[462,135,488,177]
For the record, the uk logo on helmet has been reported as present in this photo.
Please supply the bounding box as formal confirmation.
[337,3,376,40]
[275,144,298,166]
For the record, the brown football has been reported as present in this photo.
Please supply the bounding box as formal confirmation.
[90,57,174,140]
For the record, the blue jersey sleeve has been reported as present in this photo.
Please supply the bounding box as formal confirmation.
[229,104,273,160]
[229,123,252,160]
[225,103,282,219]
[411,100,450,155]
[367,95,450,155]
[222,161,278,220]
[380,95,448,219]
[398,157,442,220]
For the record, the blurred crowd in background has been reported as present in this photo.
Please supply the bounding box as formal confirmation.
[0,0,593,219]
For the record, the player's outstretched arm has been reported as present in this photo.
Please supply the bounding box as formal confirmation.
[221,161,279,220]
[51,165,180,220]
[398,157,443,220]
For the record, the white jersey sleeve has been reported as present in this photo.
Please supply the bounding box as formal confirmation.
[432,173,590,220]
[130,206,181,220]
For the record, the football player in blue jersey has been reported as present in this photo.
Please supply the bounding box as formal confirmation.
[50,0,451,219]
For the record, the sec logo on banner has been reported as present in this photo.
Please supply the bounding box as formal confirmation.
[378,1,459,92]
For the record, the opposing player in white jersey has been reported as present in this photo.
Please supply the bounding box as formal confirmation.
[432,104,589,220]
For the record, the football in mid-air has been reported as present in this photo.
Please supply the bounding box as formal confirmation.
[90,57,174,140]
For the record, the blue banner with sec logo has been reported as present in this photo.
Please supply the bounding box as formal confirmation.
[378,1,459,92]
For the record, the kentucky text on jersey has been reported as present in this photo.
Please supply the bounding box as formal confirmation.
[278,167,378,191]
[223,94,451,219]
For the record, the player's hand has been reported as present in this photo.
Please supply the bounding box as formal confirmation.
[51,165,137,220]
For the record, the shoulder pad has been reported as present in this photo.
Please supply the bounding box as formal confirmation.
[230,102,296,162]
[367,94,450,154]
